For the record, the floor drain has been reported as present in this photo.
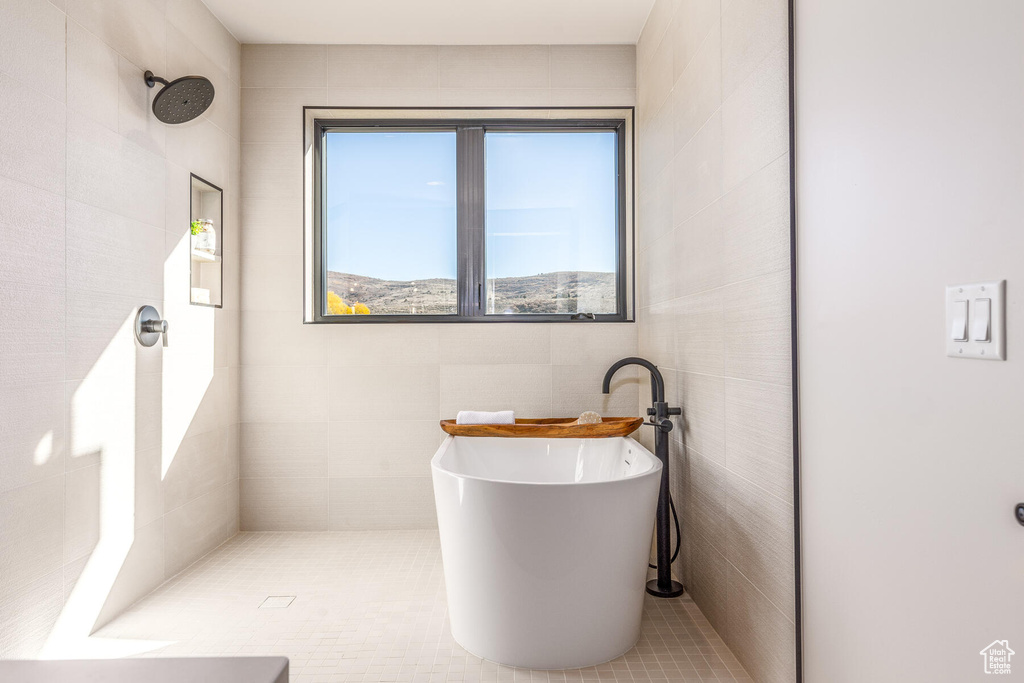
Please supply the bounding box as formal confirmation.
[259,596,295,609]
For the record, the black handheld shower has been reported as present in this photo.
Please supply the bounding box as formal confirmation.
[144,71,215,124]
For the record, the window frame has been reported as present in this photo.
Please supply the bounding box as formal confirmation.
[305,109,634,324]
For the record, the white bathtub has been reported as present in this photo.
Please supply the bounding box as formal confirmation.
[431,435,661,669]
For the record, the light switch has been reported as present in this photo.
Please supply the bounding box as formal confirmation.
[973,298,991,342]
[951,300,968,341]
[946,281,1006,360]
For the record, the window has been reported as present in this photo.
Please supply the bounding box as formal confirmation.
[485,131,619,315]
[322,130,458,315]
[308,112,632,322]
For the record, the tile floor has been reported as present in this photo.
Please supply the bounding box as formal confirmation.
[96,531,752,682]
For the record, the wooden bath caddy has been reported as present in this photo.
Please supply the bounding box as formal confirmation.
[439,417,644,439]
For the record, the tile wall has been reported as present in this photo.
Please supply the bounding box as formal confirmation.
[238,45,639,530]
[0,0,241,657]
[634,0,796,680]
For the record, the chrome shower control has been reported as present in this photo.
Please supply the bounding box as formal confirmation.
[135,305,169,347]
[1015,503,1024,527]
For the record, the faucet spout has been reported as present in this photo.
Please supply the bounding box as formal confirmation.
[602,356,665,405]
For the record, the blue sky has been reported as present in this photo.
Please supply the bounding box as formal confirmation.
[324,130,617,281]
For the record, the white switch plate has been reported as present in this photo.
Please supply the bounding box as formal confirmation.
[946,280,1006,360]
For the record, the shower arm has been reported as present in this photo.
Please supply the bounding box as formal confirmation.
[144,71,169,88]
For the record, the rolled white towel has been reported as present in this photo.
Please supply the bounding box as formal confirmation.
[456,410,515,425]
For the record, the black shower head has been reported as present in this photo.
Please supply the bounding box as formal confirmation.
[144,71,215,124]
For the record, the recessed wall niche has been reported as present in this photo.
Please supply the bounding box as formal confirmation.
[190,173,223,307]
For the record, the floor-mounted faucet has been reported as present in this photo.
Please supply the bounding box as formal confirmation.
[603,357,685,598]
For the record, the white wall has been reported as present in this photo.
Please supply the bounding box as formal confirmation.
[238,45,639,530]
[796,1,1024,680]
[0,0,241,657]
[635,0,795,680]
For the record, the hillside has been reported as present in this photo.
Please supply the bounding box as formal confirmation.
[326,270,615,315]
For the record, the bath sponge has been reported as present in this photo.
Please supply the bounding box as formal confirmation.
[577,411,602,425]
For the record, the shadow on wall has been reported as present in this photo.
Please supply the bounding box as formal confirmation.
[4,230,235,660]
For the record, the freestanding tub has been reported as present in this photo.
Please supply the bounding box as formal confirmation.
[431,435,661,669]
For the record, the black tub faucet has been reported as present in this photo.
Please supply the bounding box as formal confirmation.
[602,357,681,431]
[602,357,684,598]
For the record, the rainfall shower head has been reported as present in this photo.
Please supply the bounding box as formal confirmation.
[144,71,215,124]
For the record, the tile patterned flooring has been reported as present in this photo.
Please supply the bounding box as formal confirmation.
[96,532,752,682]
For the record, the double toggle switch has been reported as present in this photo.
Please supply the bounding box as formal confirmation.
[950,298,991,343]
[946,281,1005,360]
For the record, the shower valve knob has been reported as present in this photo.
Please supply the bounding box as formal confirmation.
[1015,503,1024,527]
[142,319,169,347]
[135,305,169,348]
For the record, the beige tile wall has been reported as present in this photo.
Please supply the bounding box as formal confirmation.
[0,0,241,657]
[634,0,796,681]
[238,44,639,531]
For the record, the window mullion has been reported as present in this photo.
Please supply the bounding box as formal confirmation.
[457,126,485,317]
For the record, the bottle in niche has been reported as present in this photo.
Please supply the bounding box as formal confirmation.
[191,218,216,254]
